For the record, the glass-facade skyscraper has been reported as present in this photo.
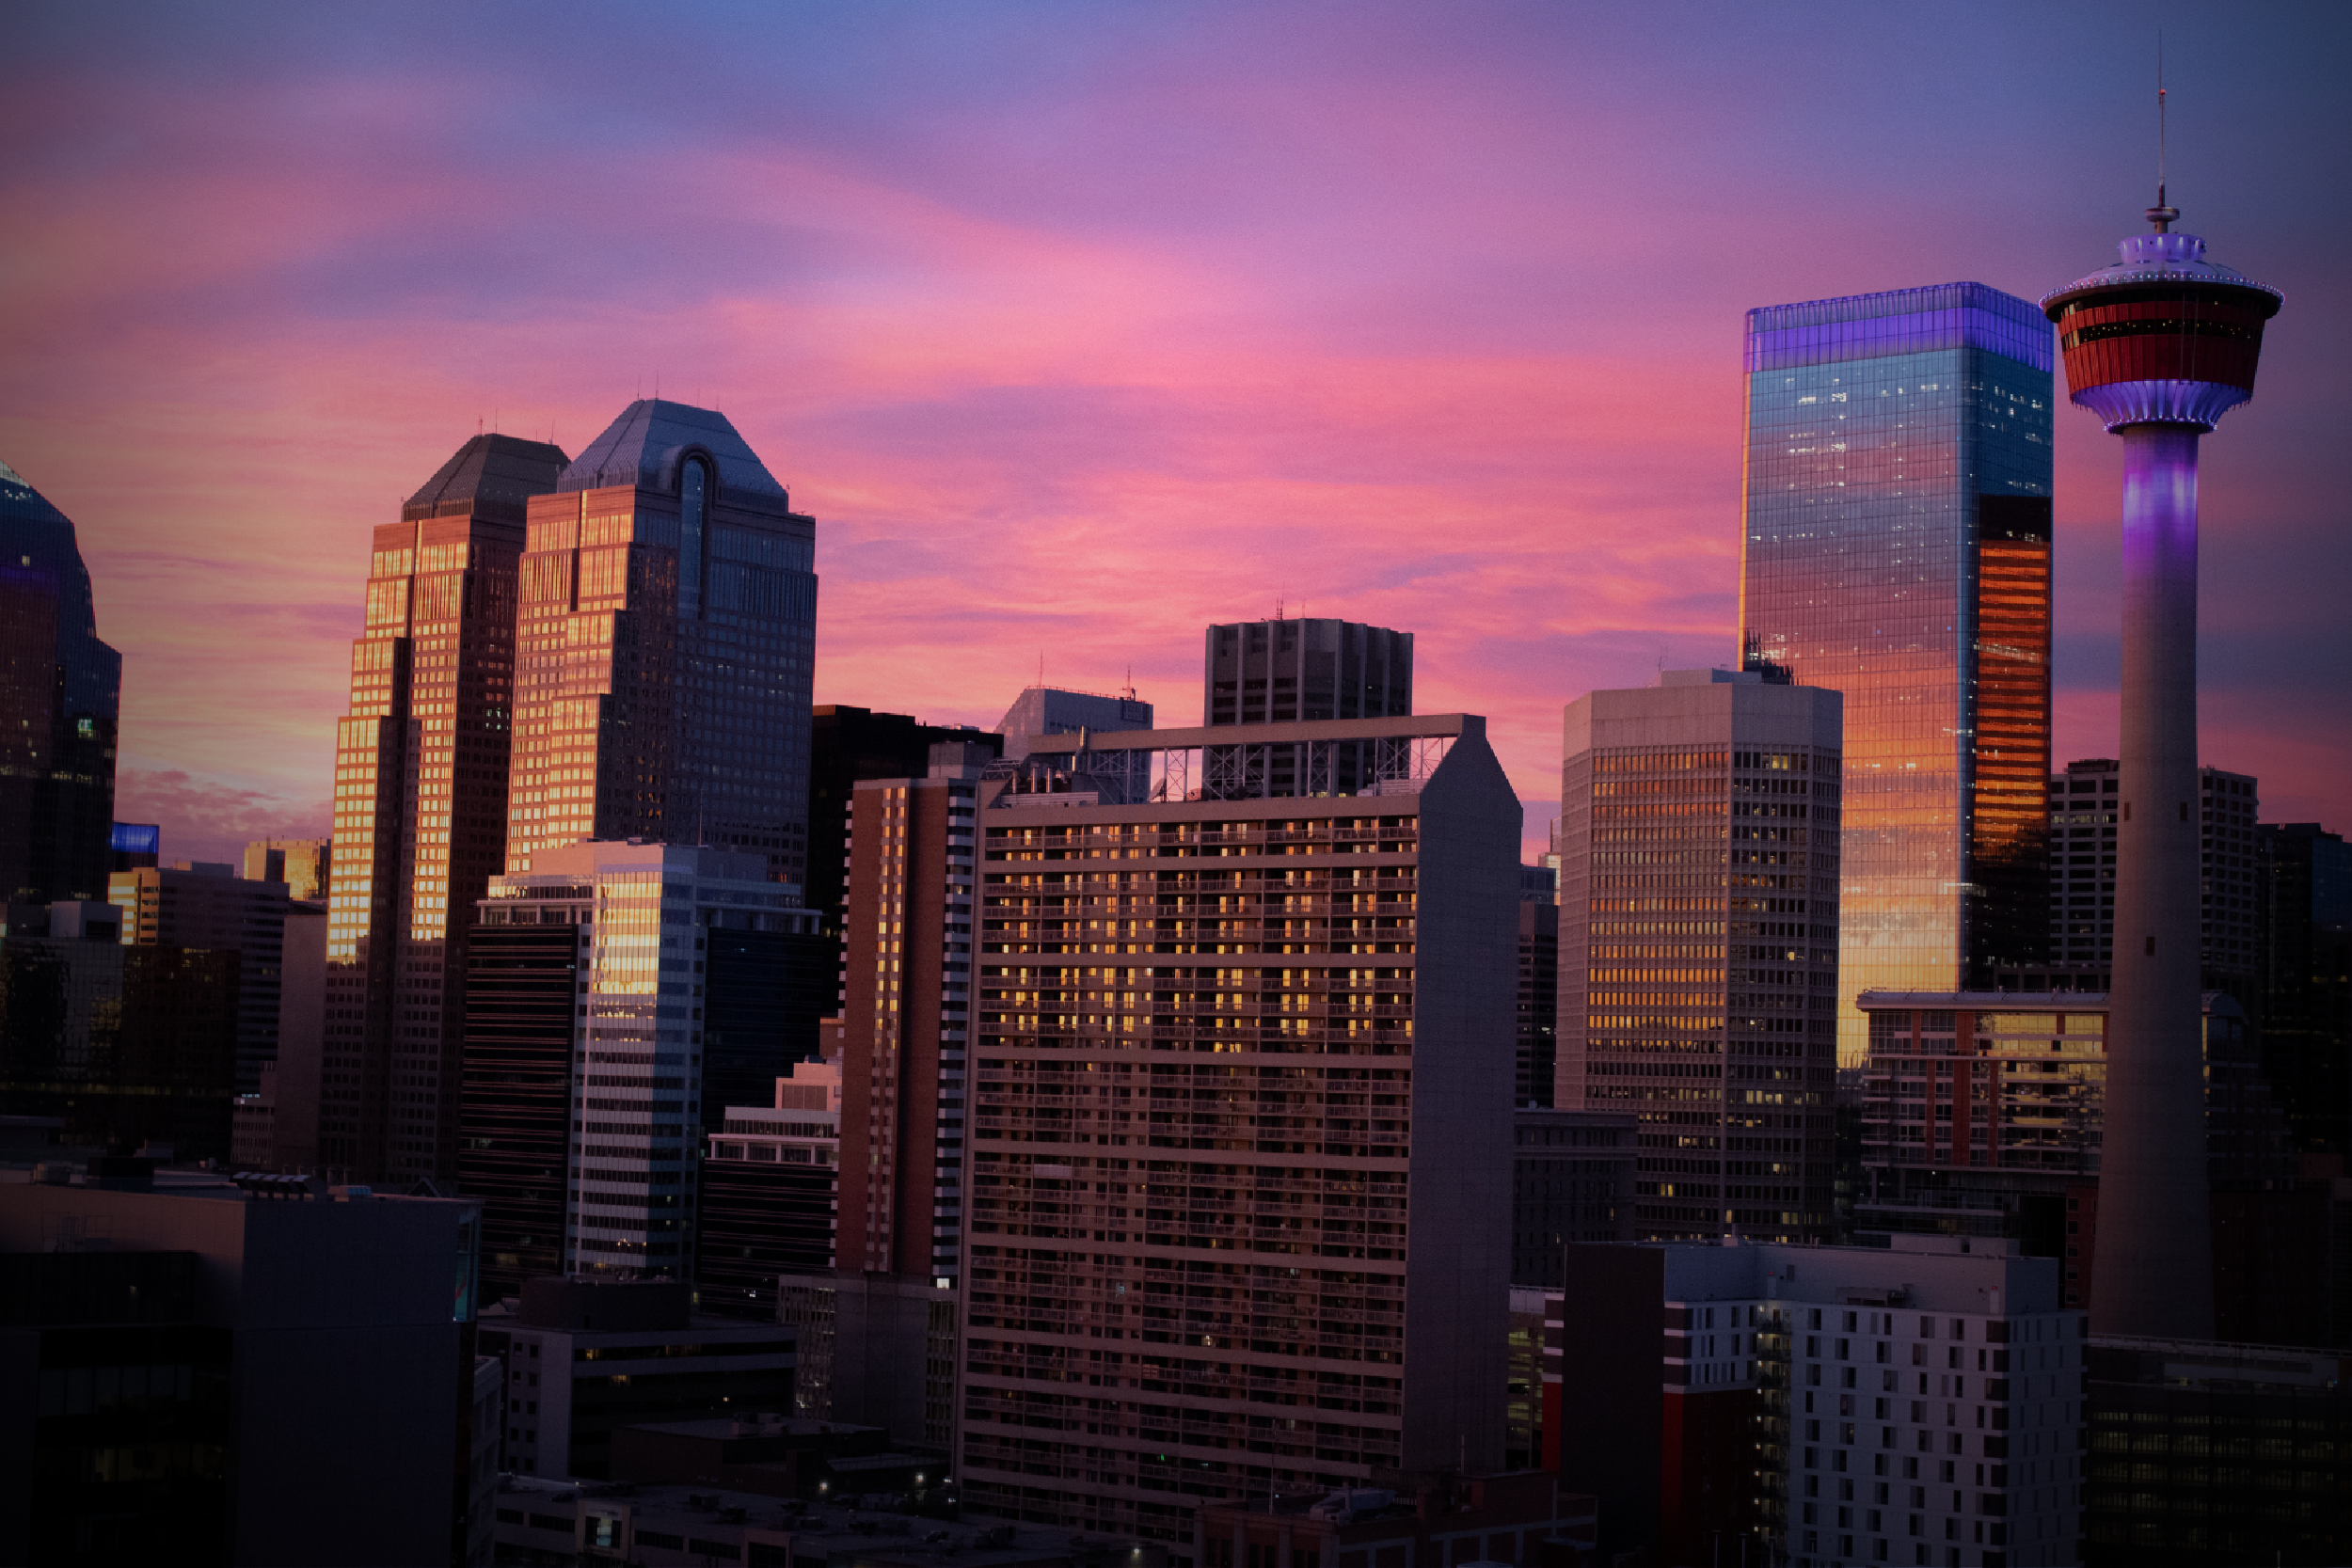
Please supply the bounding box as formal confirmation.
[0,458,120,907]
[324,433,569,1183]
[507,400,817,885]
[1738,283,2054,1063]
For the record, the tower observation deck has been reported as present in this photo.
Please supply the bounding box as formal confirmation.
[2041,205,2280,1340]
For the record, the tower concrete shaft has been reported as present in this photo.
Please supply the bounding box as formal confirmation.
[2098,427,2213,1338]
[2042,215,2280,1338]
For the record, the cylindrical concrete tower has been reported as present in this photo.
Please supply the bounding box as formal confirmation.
[2042,201,2280,1338]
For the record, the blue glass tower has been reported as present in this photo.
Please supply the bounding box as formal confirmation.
[1739,284,2055,1065]
[0,458,121,906]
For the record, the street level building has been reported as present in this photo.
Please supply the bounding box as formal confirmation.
[0,459,120,910]
[0,1161,487,1567]
[507,400,817,883]
[1551,1236,2083,1568]
[1195,1470,1598,1568]
[0,900,239,1159]
[1554,670,1844,1243]
[324,432,568,1185]
[960,713,1519,1554]
[2082,1336,2350,1568]
[460,841,821,1297]
[1739,284,2056,1057]
[475,1276,794,1481]
[1851,990,2294,1319]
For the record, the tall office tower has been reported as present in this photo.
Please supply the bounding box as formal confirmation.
[1554,671,1843,1243]
[107,861,294,1095]
[1517,869,1560,1106]
[507,400,817,882]
[1552,1237,2081,1568]
[1738,283,2055,1059]
[2036,760,2258,995]
[961,714,1518,1549]
[322,432,566,1185]
[243,836,331,901]
[2257,823,2352,1156]
[0,459,120,907]
[807,705,1003,942]
[0,1166,489,1566]
[460,841,820,1299]
[1202,618,1410,799]
[2042,193,2281,1340]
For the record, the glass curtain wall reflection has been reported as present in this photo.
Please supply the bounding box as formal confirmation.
[1739,284,2053,1064]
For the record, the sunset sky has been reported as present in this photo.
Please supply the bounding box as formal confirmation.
[5,0,2348,867]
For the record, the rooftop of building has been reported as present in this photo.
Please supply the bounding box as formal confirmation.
[1602,1234,2068,1315]
[559,398,787,500]
[1201,1469,1597,1534]
[1857,989,2243,1016]
[2042,228,2280,313]
[494,1471,1162,1566]
[402,432,568,523]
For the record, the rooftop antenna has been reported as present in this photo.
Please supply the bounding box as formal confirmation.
[2149,33,2178,231]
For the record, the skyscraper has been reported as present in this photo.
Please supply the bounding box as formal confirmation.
[461,841,819,1296]
[1202,618,1410,799]
[1553,670,1842,1243]
[962,713,1518,1546]
[0,459,120,908]
[1737,284,2054,1062]
[506,400,817,883]
[323,433,568,1183]
[2042,194,2282,1339]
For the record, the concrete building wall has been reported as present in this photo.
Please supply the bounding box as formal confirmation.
[1556,672,1843,1243]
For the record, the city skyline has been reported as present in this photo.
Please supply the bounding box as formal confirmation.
[4,5,2348,872]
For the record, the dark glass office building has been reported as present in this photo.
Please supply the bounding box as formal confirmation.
[507,401,817,885]
[1739,284,2054,1061]
[0,460,120,908]
[458,921,580,1302]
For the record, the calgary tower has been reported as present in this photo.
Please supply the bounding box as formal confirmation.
[2042,134,2281,1338]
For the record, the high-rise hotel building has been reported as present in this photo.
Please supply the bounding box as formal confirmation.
[1738,285,2054,1062]
[1554,671,1842,1243]
[960,714,1518,1553]
[324,434,567,1182]
[507,400,817,884]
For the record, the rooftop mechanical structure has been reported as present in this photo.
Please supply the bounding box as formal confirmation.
[2041,182,2281,1339]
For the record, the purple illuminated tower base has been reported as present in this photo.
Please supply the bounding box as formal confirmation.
[2044,215,2280,1338]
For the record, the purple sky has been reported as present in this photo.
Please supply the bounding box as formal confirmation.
[4,0,2347,865]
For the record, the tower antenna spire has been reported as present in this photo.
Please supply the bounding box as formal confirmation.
[2149,34,2178,231]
